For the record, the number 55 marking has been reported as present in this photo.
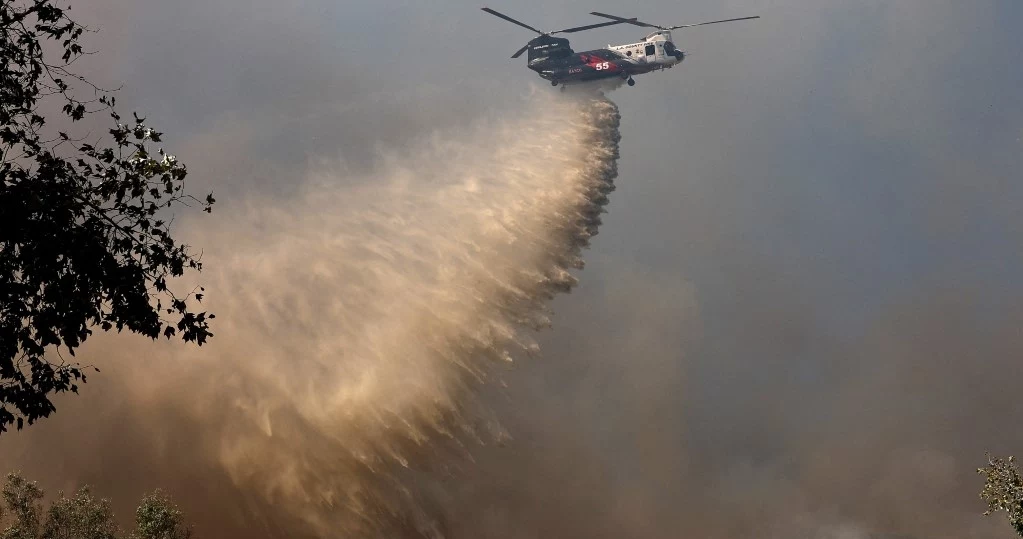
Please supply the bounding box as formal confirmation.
[594,61,611,71]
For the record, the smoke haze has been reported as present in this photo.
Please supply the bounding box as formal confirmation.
[3,0,1023,538]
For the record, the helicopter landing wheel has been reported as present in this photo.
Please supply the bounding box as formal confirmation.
[550,80,558,86]
[627,77,636,87]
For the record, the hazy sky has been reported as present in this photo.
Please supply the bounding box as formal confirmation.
[8,0,1023,537]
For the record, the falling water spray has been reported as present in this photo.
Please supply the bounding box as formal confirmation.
[0,91,622,538]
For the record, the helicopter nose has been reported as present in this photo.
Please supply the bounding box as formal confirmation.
[663,41,684,63]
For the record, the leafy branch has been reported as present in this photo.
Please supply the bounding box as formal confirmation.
[1,0,215,432]
[979,454,1023,537]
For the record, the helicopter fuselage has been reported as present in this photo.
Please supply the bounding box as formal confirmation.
[523,32,684,86]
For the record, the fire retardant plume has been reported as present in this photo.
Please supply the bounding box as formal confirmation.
[0,92,621,538]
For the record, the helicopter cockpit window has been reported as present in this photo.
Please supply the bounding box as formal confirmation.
[645,44,656,56]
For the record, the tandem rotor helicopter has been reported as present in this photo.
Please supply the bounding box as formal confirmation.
[481,7,759,88]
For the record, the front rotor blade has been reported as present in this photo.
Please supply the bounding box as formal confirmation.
[511,43,530,58]
[555,18,636,34]
[481,7,542,34]
[669,16,760,30]
[590,11,661,29]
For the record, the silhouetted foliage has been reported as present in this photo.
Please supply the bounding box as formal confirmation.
[979,454,1023,537]
[0,473,194,539]
[1,0,214,433]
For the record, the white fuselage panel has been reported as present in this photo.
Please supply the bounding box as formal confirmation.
[606,30,681,71]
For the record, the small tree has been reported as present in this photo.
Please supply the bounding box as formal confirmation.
[978,454,1023,537]
[1,0,215,433]
[0,473,194,539]
[1,473,44,539]
[42,486,118,539]
[131,491,190,539]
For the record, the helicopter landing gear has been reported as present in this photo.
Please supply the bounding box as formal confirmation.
[627,77,635,87]
[550,80,558,87]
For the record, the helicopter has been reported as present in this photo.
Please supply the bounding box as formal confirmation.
[481,7,759,88]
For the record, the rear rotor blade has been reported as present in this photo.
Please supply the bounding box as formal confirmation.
[668,16,760,30]
[511,43,530,58]
[590,11,662,29]
[555,18,637,34]
[481,7,542,34]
